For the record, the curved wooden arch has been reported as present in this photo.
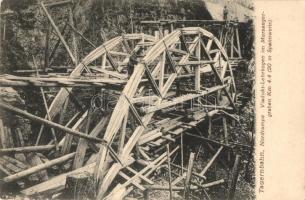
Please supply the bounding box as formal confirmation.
[45,33,157,121]
[94,27,237,199]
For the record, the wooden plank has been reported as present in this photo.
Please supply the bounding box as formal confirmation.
[73,116,108,169]
[0,119,7,148]
[62,111,88,155]
[142,84,228,114]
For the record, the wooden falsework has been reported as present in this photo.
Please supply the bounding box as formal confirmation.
[2,25,239,198]
[36,34,155,129]
[94,27,236,199]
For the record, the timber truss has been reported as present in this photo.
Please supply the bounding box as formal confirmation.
[0,3,253,200]
[140,20,244,68]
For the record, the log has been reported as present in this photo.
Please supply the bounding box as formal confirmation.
[3,153,76,183]
[0,145,55,154]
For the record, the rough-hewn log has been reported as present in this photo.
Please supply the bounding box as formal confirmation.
[0,145,55,154]
[3,153,76,183]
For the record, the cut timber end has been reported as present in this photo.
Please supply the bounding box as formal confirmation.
[63,172,96,199]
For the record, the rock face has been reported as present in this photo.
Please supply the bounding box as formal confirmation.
[0,0,212,72]
[0,87,31,148]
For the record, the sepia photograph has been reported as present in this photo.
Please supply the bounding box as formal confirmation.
[0,0,255,199]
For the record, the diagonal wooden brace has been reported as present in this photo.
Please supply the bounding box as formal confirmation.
[143,63,163,98]
[123,94,146,128]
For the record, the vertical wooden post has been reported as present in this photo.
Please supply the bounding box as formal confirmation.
[0,119,7,148]
[235,27,242,58]
[227,154,241,200]
[223,117,228,145]
[69,5,78,64]
[180,134,184,175]
[167,144,173,200]
[194,66,200,90]
[101,54,107,69]
[44,25,50,70]
[159,52,165,90]
[143,188,150,200]
[40,87,59,149]
[208,117,212,138]
[184,152,195,199]
[33,56,58,149]
[230,28,234,58]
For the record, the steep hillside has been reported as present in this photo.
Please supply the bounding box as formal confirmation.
[0,0,212,72]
